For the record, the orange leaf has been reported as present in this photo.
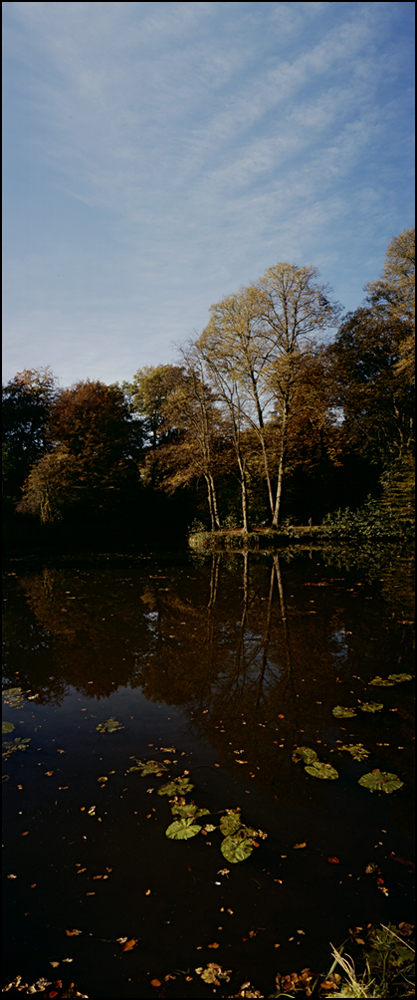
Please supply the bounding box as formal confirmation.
[327,857,340,864]
[122,938,138,952]
[65,929,82,936]
[150,979,162,988]
[293,842,307,849]
[21,831,29,837]
[208,942,220,949]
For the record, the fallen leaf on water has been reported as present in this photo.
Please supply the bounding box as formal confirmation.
[87,806,96,815]
[76,868,87,874]
[62,958,74,963]
[7,873,17,879]
[122,938,138,952]
[217,869,230,876]
[293,842,307,849]
[327,857,340,864]
[93,875,102,880]
[57,749,65,754]
[66,929,82,936]
[116,937,128,944]
[150,980,162,988]
[248,930,257,938]
[145,889,151,895]
[399,922,414,936]
[45,771,54,777]
[208,942,220,949]
[21,831,29,837]
[50,962,60,968]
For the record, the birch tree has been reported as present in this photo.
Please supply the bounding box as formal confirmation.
[197,262,341,527]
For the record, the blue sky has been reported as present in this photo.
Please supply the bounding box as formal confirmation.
[2,1,415,389]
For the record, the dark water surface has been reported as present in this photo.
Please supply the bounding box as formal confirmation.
[2,547,415,998]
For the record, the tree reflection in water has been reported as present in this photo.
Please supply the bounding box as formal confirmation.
[4,546,413,800]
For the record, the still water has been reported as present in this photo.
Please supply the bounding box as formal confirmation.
[2,546,415,998]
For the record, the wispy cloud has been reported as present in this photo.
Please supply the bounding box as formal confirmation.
[3,1,414,385]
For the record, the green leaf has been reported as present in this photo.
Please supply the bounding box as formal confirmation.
[158,777,194,797]
[369,676,396,686]
[221,834,254,863]
[341,744,370,761]
[387,673,413,683]
[219,810,242,836]
[332,705,357,718]
[2,687,24,707]
[171,802,210,820]
[304,762,339,780]
[359,702,384,713]
[165,818,202,840]
[292,746,319,765]
[127,759,169,776]
[358,770,404,793]
[2,737,31,755]
[2,722,15,734]
[96,717,123,732]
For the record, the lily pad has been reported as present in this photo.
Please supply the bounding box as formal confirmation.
[332,705,357,718]
[221,833,254,863]
[387,673,413,683]
[304,762,339,780]
[127,759,169,776]
[2,722,15,734]
[2,737,31,756]
[165,818,202,840]
[359,702,384,713]
[171,802,210,820]
[220,810,242,836]
[358,770,404,793]
[292,746,319,765]
[96,717,123,732]
[369,676,396,687]
[2,687,25,708]
[341,744,370,761]
[158,776,194,797]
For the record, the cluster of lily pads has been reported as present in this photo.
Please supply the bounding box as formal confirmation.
[127,758,267,863]
[332,672,413,719]
[292,744,404,793]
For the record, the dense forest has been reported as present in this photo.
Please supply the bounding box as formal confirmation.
[2,228,415,551]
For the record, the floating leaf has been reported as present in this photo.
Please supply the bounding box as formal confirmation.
[387,673,413,683]
[65,929,82,937]
[292,746,319,765]
[2,722,15,734]
[2,737,31,756]
[369,676,396,687]
[2,687,24,708]
[220,810,242,836]
[158,777,194,796]
[122,938,138,952]
[332,705,357,718]
[359,702,384,713]
[304,761,339,780]
[341,744,370,761]
[358,770,404,793]
[127,759,169,776]
[293,842,307,849]
[166,818,202,840]
[96,717,123,732]
[197,963,232,985]
[221,834,254,864]
[171,802,210,820]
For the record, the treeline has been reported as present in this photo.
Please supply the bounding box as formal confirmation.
[2,229,414,549]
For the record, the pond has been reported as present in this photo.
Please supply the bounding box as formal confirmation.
[2,545,415,998]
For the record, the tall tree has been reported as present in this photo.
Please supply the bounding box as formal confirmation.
[197,263,341,527]
[20,380,135,521]
[2,367,56,504]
